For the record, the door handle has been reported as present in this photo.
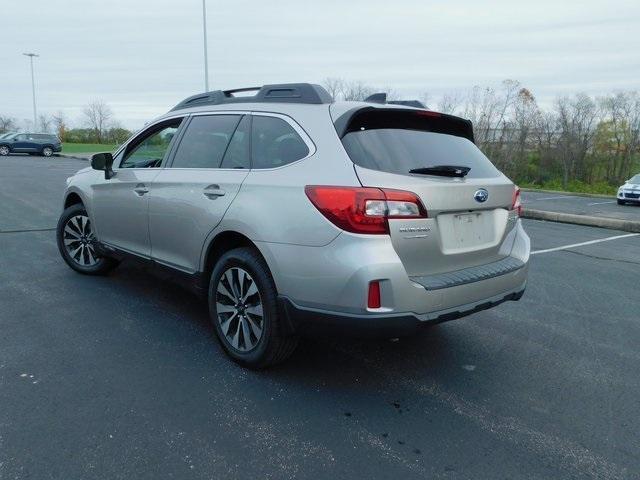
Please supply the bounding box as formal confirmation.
[133,183,149,196]
[203,184,226,199]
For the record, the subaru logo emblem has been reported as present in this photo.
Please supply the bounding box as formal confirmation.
[474,188,489,203]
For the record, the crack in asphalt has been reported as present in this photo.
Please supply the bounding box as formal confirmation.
[564,248,640,266]
[0,227,56,234]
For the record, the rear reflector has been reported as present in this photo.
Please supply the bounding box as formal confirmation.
[511,186,522,216]
[304,186,427,234]
[367,281,381,308]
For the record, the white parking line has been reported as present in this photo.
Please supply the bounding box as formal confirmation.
[587,200,616,206]
[531,233,639,255]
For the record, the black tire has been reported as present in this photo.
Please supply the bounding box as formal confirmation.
[617,199,625,205]
[42,147,53,157]
[56,203,118,275]
[208,247,298,369]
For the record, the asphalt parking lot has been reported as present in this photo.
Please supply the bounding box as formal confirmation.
[1,155,639,479]
[522,190,640,222]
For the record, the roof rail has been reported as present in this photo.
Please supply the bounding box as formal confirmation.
[363,92,426,109]
[170,83,333,111]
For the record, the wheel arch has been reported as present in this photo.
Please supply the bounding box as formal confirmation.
[64,191,85,209]
[201,230,276,287]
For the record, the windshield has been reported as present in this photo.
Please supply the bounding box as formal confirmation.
[342,128,500,178]
[628,174,640,184]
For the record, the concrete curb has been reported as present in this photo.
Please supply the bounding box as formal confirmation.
[522,208,640,233]
[60,154,91,161]
[521,188,614,199]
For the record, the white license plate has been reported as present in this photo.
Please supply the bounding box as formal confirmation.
[437,210,500,253]
[451,212,493,247]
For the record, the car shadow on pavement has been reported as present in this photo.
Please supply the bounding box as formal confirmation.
[103,259,478,390]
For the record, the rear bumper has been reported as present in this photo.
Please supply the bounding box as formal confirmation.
[258,219,530,321]
[278,284,526,337]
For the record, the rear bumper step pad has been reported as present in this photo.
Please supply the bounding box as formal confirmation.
[410,256,524,291]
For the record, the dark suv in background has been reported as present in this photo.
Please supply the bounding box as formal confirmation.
[0,133,62,157]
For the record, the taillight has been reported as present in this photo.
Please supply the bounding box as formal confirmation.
[511,186,522,216]
[304,186,427,234]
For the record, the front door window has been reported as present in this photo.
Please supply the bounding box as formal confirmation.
[120,119,182,169]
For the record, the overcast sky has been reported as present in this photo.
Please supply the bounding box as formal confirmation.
[1,0,639,130]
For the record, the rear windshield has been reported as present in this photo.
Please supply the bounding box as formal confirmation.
[341,110,500,178]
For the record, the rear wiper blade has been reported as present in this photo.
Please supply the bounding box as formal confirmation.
[409,165,471,177]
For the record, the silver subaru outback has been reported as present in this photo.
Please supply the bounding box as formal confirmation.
[57,83,530,368]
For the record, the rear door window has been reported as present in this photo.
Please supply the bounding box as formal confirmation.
[341,110,499,178]
[220,115,251,169]
[171,115,241,169]
[251,116,309,169]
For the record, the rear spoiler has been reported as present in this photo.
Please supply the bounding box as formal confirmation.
[364,92,426,109]
[333,106,475,143]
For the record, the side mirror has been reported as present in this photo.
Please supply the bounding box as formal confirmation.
[91,152,115,180]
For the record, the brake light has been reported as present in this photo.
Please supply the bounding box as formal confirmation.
[368,281,381,308]
[416,110,442,118]
[304,186,427,234]
[511,186,522,216]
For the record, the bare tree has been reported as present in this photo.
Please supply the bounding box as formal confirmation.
[0,115,17,133]
[342,80,374,101]
[465,80,521,154]
[555,93,599,187]
[597,92,640,183]
[37,114,52,133]
[437,92,463,115]
[322,77,396,102]
[52,111,68,141]
[83,100,113,143]
[505,88,539,179]
[531,110,559,183]
[322,78,345,101]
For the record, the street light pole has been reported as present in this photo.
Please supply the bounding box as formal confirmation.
[23,53,39,130]
[202,0,209,92]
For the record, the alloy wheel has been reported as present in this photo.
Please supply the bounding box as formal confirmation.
[43,147,53,157]
[63,215,100,267]
[0,146,9,156]
[215,267,264,352]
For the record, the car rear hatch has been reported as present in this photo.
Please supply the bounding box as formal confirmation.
[334,106,519,278]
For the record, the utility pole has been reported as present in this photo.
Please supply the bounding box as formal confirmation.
[202,0,209,91]
[23,53,39,130]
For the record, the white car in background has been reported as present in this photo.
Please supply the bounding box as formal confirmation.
[617,174,640,205]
